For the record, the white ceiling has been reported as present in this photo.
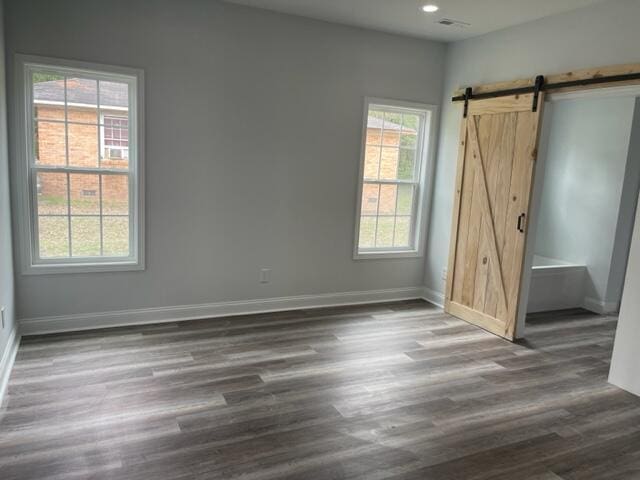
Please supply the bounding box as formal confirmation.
[223,0,608,42]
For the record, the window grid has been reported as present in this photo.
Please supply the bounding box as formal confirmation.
[97,83,103,255]
[34,118,127,127]
[97,78,101,171]
[356,101,431,256]
[364,111,419,250]
[99,173,104,256]
[37,213,128,218]
[29,70,134,262]
[64,78,72,255]
[362,184,416,249]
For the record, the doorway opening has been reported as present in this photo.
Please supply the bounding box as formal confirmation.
[521,85,640,331]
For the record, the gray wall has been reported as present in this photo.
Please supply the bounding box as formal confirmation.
[607,98,640,306]
[534,96,635,308]
[5,0,445,320]
[0,0,16,362]
[610,191,640,396]
[426,0,640,298]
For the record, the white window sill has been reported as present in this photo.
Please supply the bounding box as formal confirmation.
[23,260,145,275]
[354,250,423,260]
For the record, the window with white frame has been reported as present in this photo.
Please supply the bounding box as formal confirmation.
[17,56,144,273]
[354,99,434,257]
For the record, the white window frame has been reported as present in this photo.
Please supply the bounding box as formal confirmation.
[13,55,145,274]
[353,97,437,260]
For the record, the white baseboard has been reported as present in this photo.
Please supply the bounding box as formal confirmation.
[583,296,620,315]
[0,326,20,408]
[19,287,425,336]
[422,287,445,309]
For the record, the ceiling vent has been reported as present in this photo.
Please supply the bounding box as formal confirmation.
[437,18,471,28]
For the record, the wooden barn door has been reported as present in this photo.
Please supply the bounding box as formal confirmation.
[445,93,544,340]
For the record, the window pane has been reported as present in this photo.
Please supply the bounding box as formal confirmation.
[71,216,101,257]
[99,81,129,121]
[382,112,402,147]
[102,174,129,215]
[35,121,66,166]
[358,216,376,249]
[68,123,99,167]
[32,72,65,120]
[103,216,129,257]
[398,149,416,181]
[363,145,380,179]
[68,108,99,125]
[382,129,400,147]
[401,113,420,132]
[366,111,383,145]
[380,147,399,180]
[37,172,68,215]
[394,216,412,247]
[38,216,69,258]
[360,183,379,215]
[397,185,414,216]
[379,184,397,216]
[66,78,98,123]
[384,111,402,128]
[375,217,394,248]
[400,132,417,149]
[70,174,100,214]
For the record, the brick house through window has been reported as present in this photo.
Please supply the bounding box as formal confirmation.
[361,114,418,246]
[30,74,134,260]
[34,77,129,218]
[354,101,431,256]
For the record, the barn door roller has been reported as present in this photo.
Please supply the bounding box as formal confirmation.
[463,87,472,118]
[532,75,544,112]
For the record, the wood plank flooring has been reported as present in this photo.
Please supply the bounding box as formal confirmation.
[1,300,639,479]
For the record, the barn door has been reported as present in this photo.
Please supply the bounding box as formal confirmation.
[445,93,544,340]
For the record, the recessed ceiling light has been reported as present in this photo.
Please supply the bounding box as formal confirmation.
[421,4,439,13]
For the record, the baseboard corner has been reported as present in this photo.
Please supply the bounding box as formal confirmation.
[0,326,21,408]
[583,296,620,315]
[422,286,445,309]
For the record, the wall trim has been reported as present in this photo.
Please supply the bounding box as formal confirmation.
[19,287,425,336]
[422,286,445,308]
[0,326,20,408]
[583,296,620,315]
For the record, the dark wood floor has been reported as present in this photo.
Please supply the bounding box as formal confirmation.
[1,300,639,479]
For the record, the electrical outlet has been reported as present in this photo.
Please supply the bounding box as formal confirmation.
[1,306,5,330]
[441,268,448,281]
[259,268,271,284]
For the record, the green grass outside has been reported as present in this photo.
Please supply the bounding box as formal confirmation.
[38,195,129,258]
[359,216,411,249]
[38,194,128,215]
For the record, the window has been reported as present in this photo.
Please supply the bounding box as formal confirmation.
[102,115,129,160]
[354,98,435,258]
[16,56,144,273]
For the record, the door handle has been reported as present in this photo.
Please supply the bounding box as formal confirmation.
[517,213,526,233]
